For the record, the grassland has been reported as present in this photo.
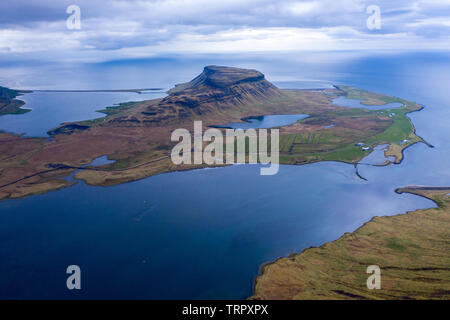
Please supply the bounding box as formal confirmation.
[251,187,450,300]
[277,86,424,165]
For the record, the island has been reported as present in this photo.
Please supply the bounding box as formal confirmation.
[0,66,429,201]
[250,186,450,300]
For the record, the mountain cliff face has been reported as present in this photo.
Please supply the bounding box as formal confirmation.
[136,66,284,125]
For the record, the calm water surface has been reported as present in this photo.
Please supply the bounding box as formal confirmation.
[216,114,308,129]
[332,96,403,110]
[0,91,165,137]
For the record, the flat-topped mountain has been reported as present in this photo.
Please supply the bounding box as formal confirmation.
[169,66,268,92]
[136,66,283,124]
[49,66,285,131]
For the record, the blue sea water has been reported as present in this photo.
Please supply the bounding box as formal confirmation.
[0,52,449,299]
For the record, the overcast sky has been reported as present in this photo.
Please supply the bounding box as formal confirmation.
[0,0,449,63]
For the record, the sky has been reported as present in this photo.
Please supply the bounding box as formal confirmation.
[0,0,449,63]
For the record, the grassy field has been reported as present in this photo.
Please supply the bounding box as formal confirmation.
[251,187,450,300]
[276,86,424,165]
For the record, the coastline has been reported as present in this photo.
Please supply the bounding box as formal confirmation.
[250,186,450,300]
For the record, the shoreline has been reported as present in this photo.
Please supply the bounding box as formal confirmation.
[250,186,450,300]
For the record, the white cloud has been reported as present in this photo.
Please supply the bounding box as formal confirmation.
[285,2,321,16]
[0,0,449,62]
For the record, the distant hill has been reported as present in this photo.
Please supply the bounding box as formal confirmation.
[0,86,30,116]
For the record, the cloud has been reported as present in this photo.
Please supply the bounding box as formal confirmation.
[284,1,321,16]
[0,0,449,62]
[407,17,450,27]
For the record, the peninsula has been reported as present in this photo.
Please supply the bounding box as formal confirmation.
[0,66,427,201]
